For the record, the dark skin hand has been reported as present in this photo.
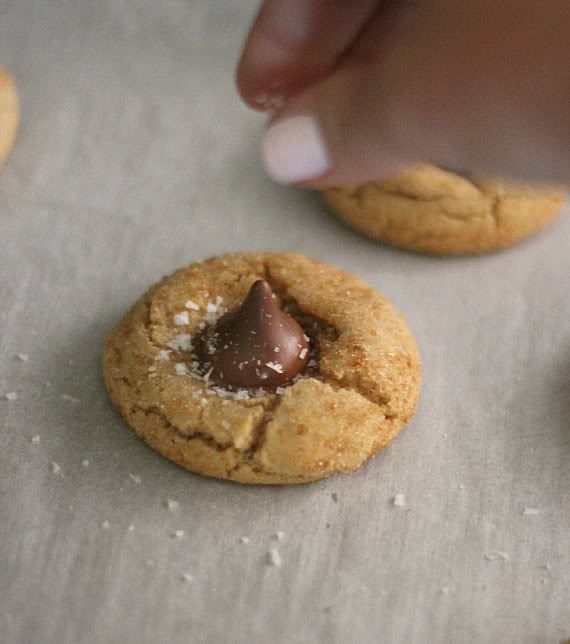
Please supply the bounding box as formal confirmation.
[237,0,570,186]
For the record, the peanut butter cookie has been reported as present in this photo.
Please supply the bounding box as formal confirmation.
[323,165,565,255]
[104,253,420,484]
[0,67,19,165]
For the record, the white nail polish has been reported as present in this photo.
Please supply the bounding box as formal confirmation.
[261,116,330,184]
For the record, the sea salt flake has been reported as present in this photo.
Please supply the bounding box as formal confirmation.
[30,434,41,444]
[101,520,110,529]
[128,524,135,532]
[239,536,250,544]
[185,300,200,311]
[165,499,180,511]
[266,547,282,568]
[307,359,317,368]
[61,394,80,403]
[393,493,406,507]
[522,507,539,515]
[4,392,18,400]
[175,362,189,376]
[172,529,185,539]
[50,462,61,475]
[274,346,280,352]
[299,348,308,360]
[81,459,90,467]
[16,353,29,362]
[174,311,189,326]
[484,551,509,561]
[206,303,218,314]
[266,362,284,373]
[148,365,157,373]
[158,349,171,361]
[146,559,155,567]
[167,334,193,352]
[128,473,141,484]
[235,390,249,400]
[181,573,194,582]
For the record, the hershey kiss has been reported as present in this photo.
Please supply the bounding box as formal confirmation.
[198,280,309,388]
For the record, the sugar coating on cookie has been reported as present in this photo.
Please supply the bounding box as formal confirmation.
[0,67,19,165]
[323,165,565,255]
[103,253,421,484]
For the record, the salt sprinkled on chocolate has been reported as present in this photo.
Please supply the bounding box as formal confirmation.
[198,280,309,389]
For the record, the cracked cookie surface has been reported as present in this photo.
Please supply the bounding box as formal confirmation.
[103,253,420,484]
[323,165,565,255]
[0,67,18,165]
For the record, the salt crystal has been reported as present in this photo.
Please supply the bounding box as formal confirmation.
[266,362,284,373]
[4,392,17,400]
[101,520,110,529]
[50,462,61,475]
[484,551,509,561]
[165,499,179,511]
[275,387,286,395]
[393,493,405,507]
[61,394,80,403]
[307,359,317,367]
[16,353,29,362]
[206,303,218,314]
[81,459,90,467]
[185,300,200,311]
[167,334,193,352]
[239,536,250,544]
[158,349,171,361]
[175,363,189,376]
[30,434,41,444]
[266,547,282,568]
[274,347,280,353]
[273,531,285,542]
[128,473,141,484]
[181,573,194,582]
[128,524,135,532]
[215,296,224,306]
[172,530,185,539]
[522,508,539,515]
[146,560,155,567]
[235,390,249,400]
[299,348,308,360]
[174,311,189,326]
[148,365,157,373]
[303,334,310,342]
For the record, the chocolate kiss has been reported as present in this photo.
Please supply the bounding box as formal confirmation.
[199,280,309,388]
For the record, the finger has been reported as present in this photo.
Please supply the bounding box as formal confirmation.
[237,0,381,111]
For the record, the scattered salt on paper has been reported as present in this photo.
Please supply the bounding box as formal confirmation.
[101,520,110,529]
[181,573,194,582]
[4,392,17,401]
[81,459,90,467]
[273,531,285,542]
[484,551,509,561]
[128,473,141,484]
[172,530,185,539]
[522,508,539,515]
[165,499,179,511]
[266,548,282,568]
[174,311,189,326]
[16,353,29,362]
[239,536,250,544]
[128,524,135,532]
[50,462,61,475]
[61,394,80,403]
[30,434,41,444]
[393,493,406,507]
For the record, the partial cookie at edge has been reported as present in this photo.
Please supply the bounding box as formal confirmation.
[0,67,19,165]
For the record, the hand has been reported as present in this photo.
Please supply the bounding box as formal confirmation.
[237,0,570,186]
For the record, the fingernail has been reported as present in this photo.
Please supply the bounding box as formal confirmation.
[261,116,331,184]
